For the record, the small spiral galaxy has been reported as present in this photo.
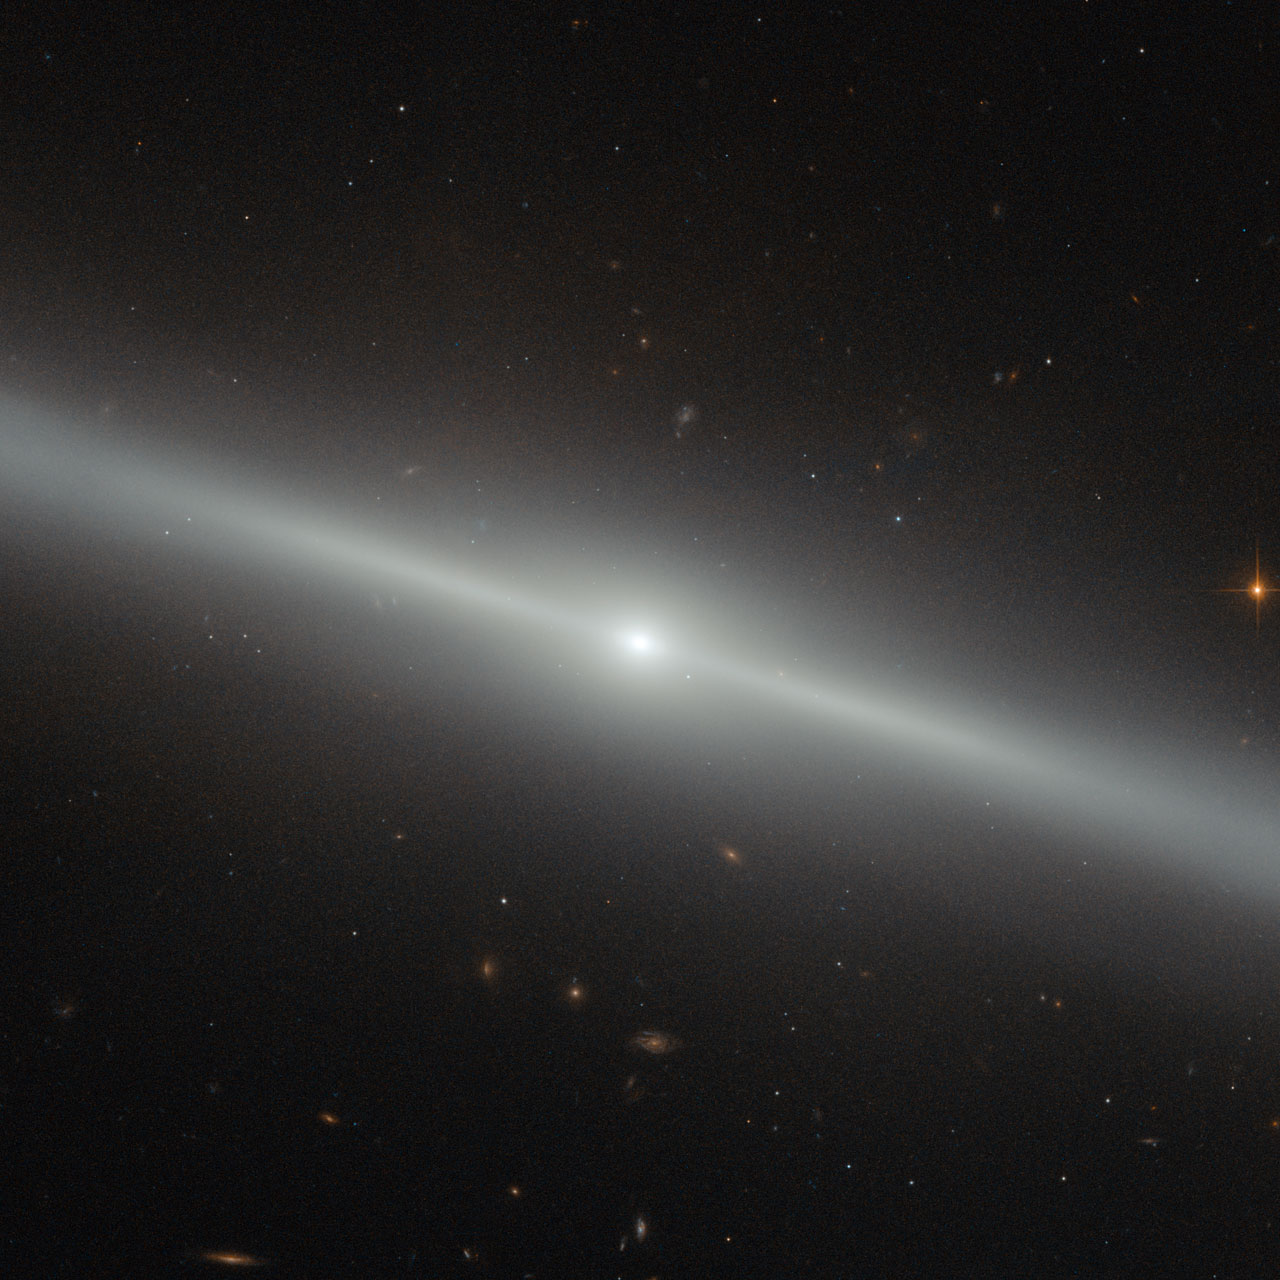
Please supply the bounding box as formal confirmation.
[628,1029,681,1055]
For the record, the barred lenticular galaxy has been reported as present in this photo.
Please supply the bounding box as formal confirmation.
[1,407,1276,899]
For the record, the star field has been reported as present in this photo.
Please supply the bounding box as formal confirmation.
[5,3,1280,1276]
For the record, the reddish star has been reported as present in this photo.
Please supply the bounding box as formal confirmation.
[1217,542,1269,633]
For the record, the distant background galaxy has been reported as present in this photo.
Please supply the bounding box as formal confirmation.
[6,4,1280,1276]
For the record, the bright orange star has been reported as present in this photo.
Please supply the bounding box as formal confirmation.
[1217,542,1269,633]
